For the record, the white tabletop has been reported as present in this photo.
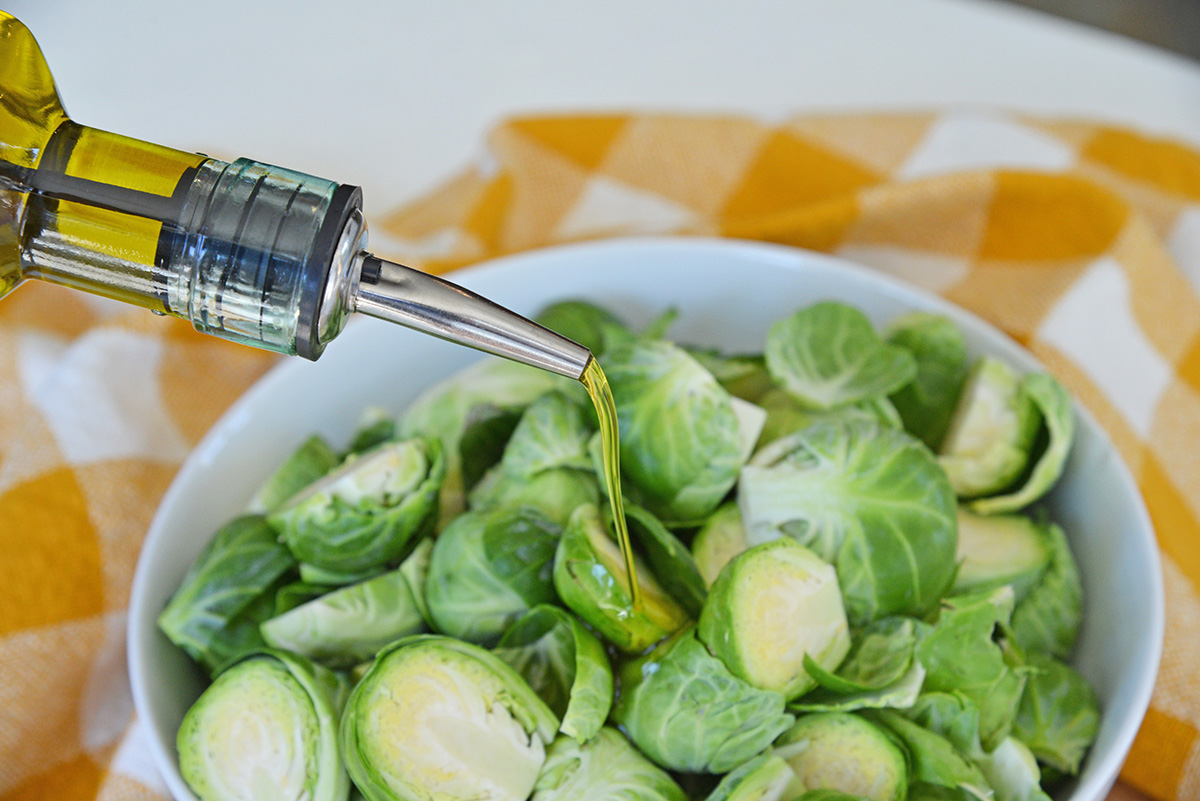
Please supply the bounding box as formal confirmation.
[8,0,1200,215]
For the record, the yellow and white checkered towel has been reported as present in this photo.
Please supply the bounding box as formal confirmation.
[2,109,1198,800]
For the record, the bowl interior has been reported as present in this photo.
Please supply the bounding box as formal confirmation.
[128,237,1162,801]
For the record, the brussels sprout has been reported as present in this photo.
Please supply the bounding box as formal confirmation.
[604,339,756,523]
[704,753,796,801]
[868,710,992,800]
[774,713,908,801]
[470,465,600,527]
[685,347,775,403]
[976,737,1052,801]
[886,311,969,451]
[968,374,1074,515]
[499,391,594,478]
[270,438,443,584]
[247,435,341,514]
[534,300,636,356]
[698,539,850,700]
[494,605,613,743]
[341,635,558,801]
[739,419,958,625]
[693,503,750,587]
[612,628,795,773]
[1010,523,1082,660]
[531,729,688,801]
[756,389,901,450]
[158,515,296,675]
[952,509,1052,601]
[938,357,1040,499]
[1013,654,1099,775]
[458,404,523,491]
[553,504,689,654]
[916,588,1027,750]
[765,301,916,411]
[260,539,432,666]
[623,502,708,618]
[399,358,566,523]
[425,507,559,645]
[178,650,349,801]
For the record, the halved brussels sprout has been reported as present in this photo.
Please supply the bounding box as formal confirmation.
[739,419,958,625]
[270,438,443,584]
[916,587,1027,750]
[399,358,566,523]
[158,515,296,675]
[698,539,850,700]
[178,650,349,801]
[885,311,969,451]
[968,373,1074,515]
[938,357,1040,499]
[494,604,613,743]
[1010,522,1082,660]
[765,301,916,411]
[425,507,559,645]
[531,729,688,801]
[603,339,755,523]
[553,504,689,654]
[704,753,796,801]
[774,713,907,801]
[260,539,431,666]
[1013,654,1099,776]
[692,503,750,588]
[247,435,340,514]
[341,635,558,801]
[952,509,1052,601]
[612,628,794,774]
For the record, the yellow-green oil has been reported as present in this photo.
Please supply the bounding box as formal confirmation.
[580,358,640,608]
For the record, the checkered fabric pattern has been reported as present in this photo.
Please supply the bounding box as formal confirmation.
[1,109,1198,800]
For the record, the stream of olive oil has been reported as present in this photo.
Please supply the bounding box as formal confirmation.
[580,358,641,608]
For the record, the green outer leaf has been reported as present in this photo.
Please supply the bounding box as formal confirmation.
[178,649,349,801]
[247,435,341,514]
[702,753,795,801]
[398,538,434,625]
[501,391,594,479]
[494,604,614,743]
[903,692,985,760]
[341,635,558,801]
[805,617,919,695]
[886,312,969,451]
[158,515,296,675]
[271,438,444,580]
[867,710,992,800]
[604,339,746,522]
[531,729,688,801]
[765,301,916,410]
[534,299,635,356]
[684,347,776,403]
[345,408,398,458]
[425,507,560,645]
[553,504,689,654]
[622,503,708,618]
[260,544,430,666]
[756,389,901,451]
[969,374,1075,514]
[1013,654,1099,775]
[612,628,795,774]
[739,419,958,625]
[791,660,925,714]
[1010,523,1082,660]
[976,737,1052,801]
[458,403,522,491]
[915,588,1028,750]
[470,465,600,528]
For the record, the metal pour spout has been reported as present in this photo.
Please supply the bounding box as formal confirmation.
[351,254,593,380]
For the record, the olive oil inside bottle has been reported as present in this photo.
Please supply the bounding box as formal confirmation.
[580,357,641,608]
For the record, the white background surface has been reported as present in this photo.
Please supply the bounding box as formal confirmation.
[8,0,1200,214]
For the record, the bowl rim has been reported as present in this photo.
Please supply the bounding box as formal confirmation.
[128,234,1164,801]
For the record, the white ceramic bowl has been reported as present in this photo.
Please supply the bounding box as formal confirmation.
[128,237,1163,801]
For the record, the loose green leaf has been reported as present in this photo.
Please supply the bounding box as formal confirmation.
[1010,523,1082,660]
[531,729,688,801]
[886,312,970,451]
[1013,654,1100,775]
[765,301,916,410]
[247,435,340,514]
[703,753,796,801]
